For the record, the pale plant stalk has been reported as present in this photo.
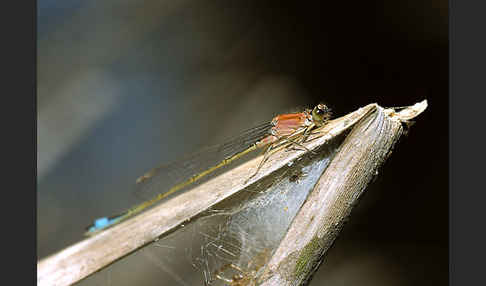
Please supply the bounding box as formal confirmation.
[37,100,426,286]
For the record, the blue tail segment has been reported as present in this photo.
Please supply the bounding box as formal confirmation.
[86,215,123,234]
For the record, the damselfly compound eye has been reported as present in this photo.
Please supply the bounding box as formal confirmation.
[311,104,332,125]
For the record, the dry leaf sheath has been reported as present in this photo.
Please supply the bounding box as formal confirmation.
[37,100,427,286]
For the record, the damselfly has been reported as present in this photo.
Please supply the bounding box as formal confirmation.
[85,104,332,235]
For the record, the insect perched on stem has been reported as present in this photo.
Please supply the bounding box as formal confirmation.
[85,104,332,235]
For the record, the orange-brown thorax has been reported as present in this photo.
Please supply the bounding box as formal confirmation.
[256,111,312,147]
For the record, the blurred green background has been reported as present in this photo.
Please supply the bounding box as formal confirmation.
[37,0,448,285]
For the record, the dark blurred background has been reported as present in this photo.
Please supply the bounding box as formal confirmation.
[38,0,447,285]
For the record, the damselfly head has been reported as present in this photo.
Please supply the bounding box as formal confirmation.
[311,103,332,125]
